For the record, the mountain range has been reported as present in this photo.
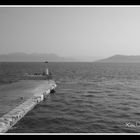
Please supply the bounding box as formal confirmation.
[96,55,140,63]
[1,53,140,63]
[0,53,76,62]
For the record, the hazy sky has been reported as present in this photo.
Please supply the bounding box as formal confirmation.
[1,6,140,58]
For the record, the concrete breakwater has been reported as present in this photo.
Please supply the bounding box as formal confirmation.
[0,80,57,133]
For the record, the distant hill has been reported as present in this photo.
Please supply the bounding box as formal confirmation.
[96,55,140,63]
[0,53,76,62]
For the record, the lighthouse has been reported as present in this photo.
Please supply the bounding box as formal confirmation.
[45,61,49,75]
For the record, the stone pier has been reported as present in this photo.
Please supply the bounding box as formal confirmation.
[0,80,57,133]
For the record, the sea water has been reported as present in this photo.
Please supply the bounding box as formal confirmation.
[1,62,140,133]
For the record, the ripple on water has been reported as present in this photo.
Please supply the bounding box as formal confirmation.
[4,62,140,133]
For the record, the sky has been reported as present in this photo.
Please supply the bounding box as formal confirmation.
[1,6,140,58]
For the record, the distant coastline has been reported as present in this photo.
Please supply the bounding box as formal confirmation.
[0,53,76,62]
[1,53,140,63]
[96,55,140,63]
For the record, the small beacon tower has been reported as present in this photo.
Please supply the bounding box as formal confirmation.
[45,61,49,75]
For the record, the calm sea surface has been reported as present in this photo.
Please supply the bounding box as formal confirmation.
[1,62,140,133]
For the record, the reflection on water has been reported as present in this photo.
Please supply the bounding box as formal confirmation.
[1,62,140,133]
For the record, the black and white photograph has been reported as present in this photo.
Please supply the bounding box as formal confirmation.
[0,5,140,135]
